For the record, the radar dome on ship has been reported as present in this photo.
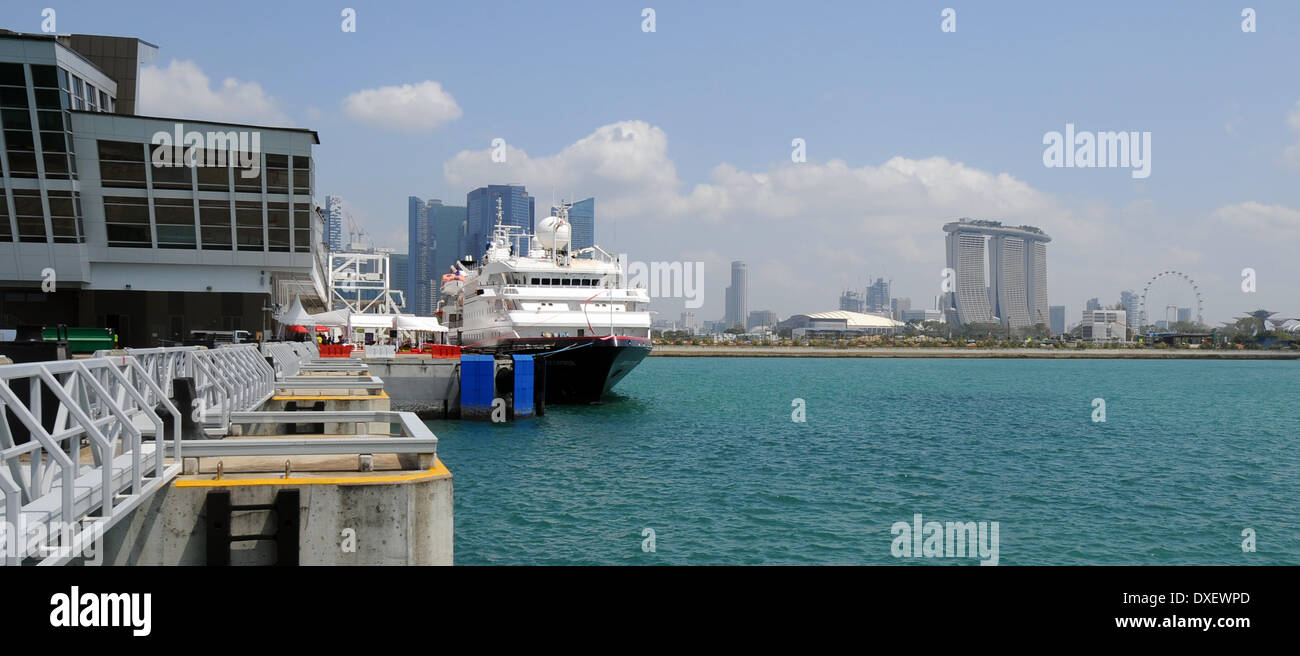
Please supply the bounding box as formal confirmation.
[535,216,572,250]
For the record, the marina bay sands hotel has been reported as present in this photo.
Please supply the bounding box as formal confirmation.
[943,219,1051,329]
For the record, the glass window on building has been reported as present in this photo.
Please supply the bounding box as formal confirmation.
[292,206,311,253]
[29,64,57,88]
[267,201,289,252]
[0,69,37,178]
[265,154,289,193]
[235,200,263,250]
[56,68,69,109]
[153,197,197,249]
[99,90,109,113]
[199,199,232,250]
[291,156,311,195]
[70,76,83,110]
[196,148,231,191]
[0,63,25,86]
[97,140,147,188]
[150,153,192,190]
[84,83,97,111]
[46,189,80,243]
[0,190,11,241]
[232,152,261,193]
[12,189,47,243]
[103,195,151,247]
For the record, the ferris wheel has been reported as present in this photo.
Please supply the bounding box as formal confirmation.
[1139,270,1203,329]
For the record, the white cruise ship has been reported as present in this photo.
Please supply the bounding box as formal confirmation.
[437,199,652,403]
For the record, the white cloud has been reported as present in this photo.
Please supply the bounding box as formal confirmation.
[1285,100,1300,167]
[440,120,1292,323]
[1213,201,1300,239]
[341,81,461,133]
[138,59,291,126]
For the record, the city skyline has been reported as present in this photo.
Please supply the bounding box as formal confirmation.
[60,0,1300,325]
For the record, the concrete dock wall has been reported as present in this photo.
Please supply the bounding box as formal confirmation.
[98,463,453,566]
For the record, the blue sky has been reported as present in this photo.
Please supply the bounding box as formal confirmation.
[10,1,1300,323]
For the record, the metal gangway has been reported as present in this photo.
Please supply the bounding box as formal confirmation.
[0,344,285,565]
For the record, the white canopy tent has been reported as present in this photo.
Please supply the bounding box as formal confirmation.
[393,315,447,332]
[277,294,316,327]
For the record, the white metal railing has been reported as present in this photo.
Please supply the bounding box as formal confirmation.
[0,357,181,565]
[95,345,277,431]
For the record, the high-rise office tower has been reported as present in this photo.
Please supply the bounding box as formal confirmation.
[408,197,467,315]
[465,185,532,260]
[865,278,890,314]
[389,253,409,310]
[725,261,748,330]
[325,195,345,252]
[839,290,865,313]
[567,197,595,252]
[1086,298,1102,311]
[1120,290,1140,335]
[943,219,1051,327]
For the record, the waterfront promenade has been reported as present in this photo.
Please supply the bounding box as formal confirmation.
[649,345,1300,359]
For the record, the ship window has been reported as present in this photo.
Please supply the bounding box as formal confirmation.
[531,278,539,285]
[550,278,559,285]
[541,278,550,285]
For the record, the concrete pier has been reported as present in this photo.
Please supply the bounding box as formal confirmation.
[0,343,454,566]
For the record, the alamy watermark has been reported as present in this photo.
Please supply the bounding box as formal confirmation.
[1042,123,1151,179]
[150,123,261,179]
[4,518,104,565]
[619,256,704,309]
[891,513,999,565]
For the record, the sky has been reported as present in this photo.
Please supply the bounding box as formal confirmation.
[10,1,1300,325]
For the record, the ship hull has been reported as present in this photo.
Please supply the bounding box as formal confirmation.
[471,336,652,404]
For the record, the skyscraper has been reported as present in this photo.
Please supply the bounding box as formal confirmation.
[1086,298,1102,311]
[408,197,432,315]
[568,197,595,252]
[1120,290,1140,335]
[389,253,409,310]
[839,290,865,313]
[865,278,891,315]
[943,219,1051,328]
[408,197,467,315]
[725,261,748,330]
[465,185,532,259]
[325,195,345,252]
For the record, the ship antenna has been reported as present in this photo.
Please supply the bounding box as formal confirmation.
[495,196,503,226]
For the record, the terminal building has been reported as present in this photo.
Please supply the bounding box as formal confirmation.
[0,31,324,346]
[778,310,904,338]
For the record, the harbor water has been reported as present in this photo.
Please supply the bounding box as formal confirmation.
[431,357,1299,565]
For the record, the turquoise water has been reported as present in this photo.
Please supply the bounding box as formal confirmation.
[429,358,1299,565]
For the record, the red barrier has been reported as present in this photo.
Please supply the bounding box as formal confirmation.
[319,344,355,358]
[425,344,462,359]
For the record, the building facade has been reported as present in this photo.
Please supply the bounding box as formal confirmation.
[465,184,531,261]
[389,252,408,310]
[568,196,594,252]
[943,219,1050,328]
[865,277,890,315]
[0,32,323,346]
[1050,305,1066,336]
[1081,308,1127,342]
[747,309,777,331]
